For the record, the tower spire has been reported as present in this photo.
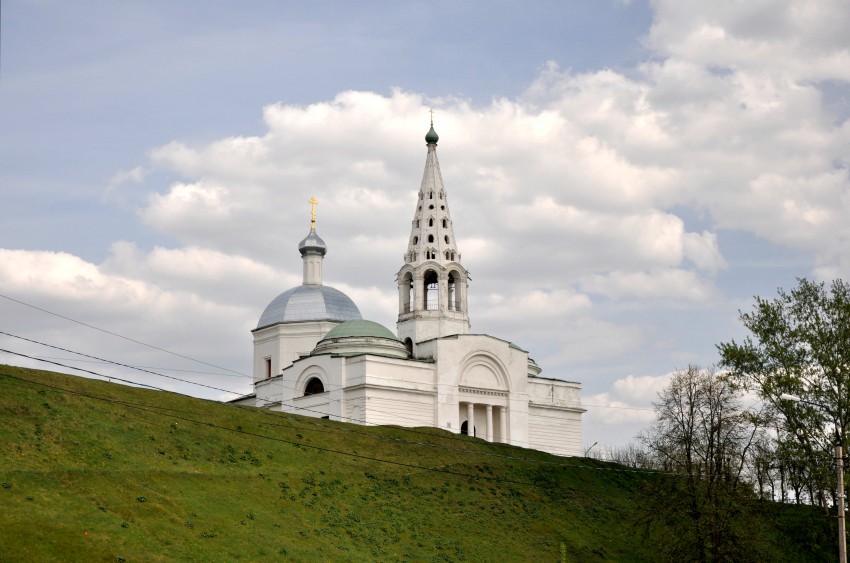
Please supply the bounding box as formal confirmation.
[396,122,470,351]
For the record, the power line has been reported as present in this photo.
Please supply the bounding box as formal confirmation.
[8,355,821,479]
[4,367,631,482]
[21,355,245,377]
[0,329,628,456]
[0,292,248,376]
[0,349,172,393]
[1,329,568,451]
[1,344,581,466]
[6,366,821,482]
[0,369,546,486]
[0,332,249,396]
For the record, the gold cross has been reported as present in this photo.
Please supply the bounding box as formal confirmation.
[308,197,318,228]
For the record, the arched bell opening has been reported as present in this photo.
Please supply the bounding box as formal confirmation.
[423,269,439,311]
[400,272,413,313]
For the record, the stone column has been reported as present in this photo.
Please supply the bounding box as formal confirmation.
[413,273,424,311]
[485,405,493,442]
[466,402,475,437]
[499,406,507,443]
[439,272,448,312]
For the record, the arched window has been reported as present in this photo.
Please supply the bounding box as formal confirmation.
[429,191,433,199]
[304,377,325,396]
[442,218,448,228]
[428,234,434,243]
[404,337,413,356]
[428,217,434,227]
[412,236,419,244]
[444,235,449,244]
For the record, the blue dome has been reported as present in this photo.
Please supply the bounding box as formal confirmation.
[256,285,361,329]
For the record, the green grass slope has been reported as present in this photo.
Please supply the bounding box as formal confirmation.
[0,365,834,562]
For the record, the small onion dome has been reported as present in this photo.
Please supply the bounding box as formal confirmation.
[312,319,409,358]
[298,227,327,256]
[425,124,439,144]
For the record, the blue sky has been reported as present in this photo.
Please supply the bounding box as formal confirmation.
[2,1,849,448]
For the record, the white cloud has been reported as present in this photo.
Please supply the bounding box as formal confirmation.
[578,268,721,305]
[105,166,147,201]
[582,392,657,437]
[581,372,674,445]
[646,0,850,81]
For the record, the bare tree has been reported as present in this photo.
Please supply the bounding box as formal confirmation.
[639,365,767,562]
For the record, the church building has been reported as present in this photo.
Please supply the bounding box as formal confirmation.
[235,123,584,457]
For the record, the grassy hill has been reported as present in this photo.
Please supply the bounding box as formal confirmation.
[0,365,835,561]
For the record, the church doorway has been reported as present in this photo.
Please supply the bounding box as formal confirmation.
[460,420,476,437]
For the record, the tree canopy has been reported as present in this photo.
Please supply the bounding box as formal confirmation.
[718,278,848,453]
[718,278,849,510]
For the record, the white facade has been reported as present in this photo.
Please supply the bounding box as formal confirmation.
[236,124,584,456]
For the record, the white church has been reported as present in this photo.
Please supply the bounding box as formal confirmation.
[234,123,584,457]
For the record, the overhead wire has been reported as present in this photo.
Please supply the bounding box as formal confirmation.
[19,356,246,377]
[0,292,248,377]
[0,368,598,485]
[0,344,583,466]
[0,330,765,462]
[5,304,831,473]
[1,329,574,451]
[1,355,835,479]
[4,365,834,483]
[5,330,836,473]
[0,331,250,396]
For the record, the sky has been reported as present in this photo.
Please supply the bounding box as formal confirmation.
[2,0,850,451]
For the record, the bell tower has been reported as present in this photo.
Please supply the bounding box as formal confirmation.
[396,121,470,354]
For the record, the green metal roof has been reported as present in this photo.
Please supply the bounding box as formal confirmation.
[321,319,398,341]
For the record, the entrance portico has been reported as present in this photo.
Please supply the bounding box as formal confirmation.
[459,398,508,443]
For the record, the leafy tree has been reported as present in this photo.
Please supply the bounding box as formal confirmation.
[718,278,849,508]
[640,365,766,562]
